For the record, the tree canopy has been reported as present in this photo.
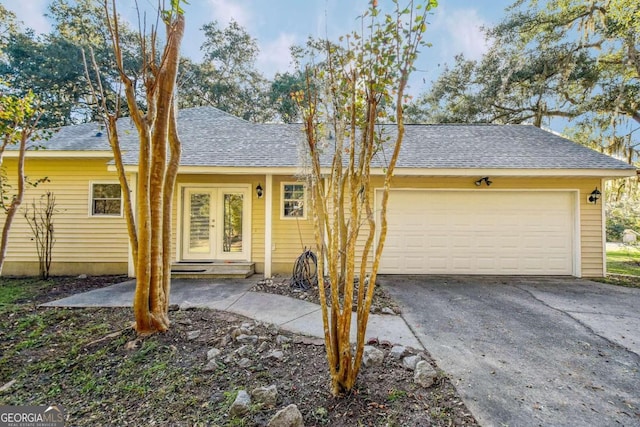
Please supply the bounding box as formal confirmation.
[178,20,273,122]
[408,0,639,166]
[0,4,293,125]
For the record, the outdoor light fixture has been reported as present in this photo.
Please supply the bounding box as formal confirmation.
[256,183,263,199]
[474,177,492,187]
[588,187,601,204]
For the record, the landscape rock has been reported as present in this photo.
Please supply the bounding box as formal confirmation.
[229,390,251,417]
[414,360,438,388]
[402,355,422,371]
[202,359,218,372]
[267,404,304,427]
[362,345,385,367]
[381,307,395,315]
[251,384,278,408]
[207,348,221,360]
[235,345,253,356]
[389,345,407,360]
[236,334,259,344]
[77,274,88,279]
[258,341,270,352]
[0,380,16,393]
[293,337,325,346]
[276,335,291,345]
[237,357,252,368]
[267,324,280,336]
[187,330,201,340]
[264,350,284,361]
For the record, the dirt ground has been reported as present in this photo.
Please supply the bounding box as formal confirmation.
[0,275,478,426]
[250,275,403,314]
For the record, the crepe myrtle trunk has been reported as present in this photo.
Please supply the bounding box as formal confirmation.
[297,0,432,395]
[0,131,27,276]
[132,16,185,334]
[99,0,185,334]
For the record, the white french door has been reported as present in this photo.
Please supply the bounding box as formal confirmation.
[181,186,250,261]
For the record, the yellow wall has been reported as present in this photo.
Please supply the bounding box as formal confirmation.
[270,176,316,275]
[1,157,129,276]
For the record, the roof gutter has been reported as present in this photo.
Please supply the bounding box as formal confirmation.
[108,164,636,179]
[384,167,637,179]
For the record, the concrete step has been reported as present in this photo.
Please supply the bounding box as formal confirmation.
[171,261,255,279]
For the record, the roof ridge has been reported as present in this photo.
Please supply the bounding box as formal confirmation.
[178,106,250,123]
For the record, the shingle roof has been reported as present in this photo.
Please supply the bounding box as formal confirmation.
[31,106,635,172]
[393,124,634,170]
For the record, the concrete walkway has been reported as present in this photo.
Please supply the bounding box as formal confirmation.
[41,277,422,349]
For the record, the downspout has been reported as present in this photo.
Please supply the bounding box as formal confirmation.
[264,174,273,278]
[600,178,606,278]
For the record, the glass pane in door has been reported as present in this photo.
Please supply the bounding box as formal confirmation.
[189,193,211,253]
[223,193,243,253]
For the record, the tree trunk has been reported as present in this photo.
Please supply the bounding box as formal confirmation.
[95,1,185,333]
[162,104,181,312]
[0,131,27,276]
[106,116,138,268]
[297,0,431,395]
[131,13,185,335]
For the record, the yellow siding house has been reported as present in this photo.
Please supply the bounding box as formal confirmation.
[1,107,635,278]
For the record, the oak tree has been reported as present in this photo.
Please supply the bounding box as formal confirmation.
[178,20,272,122]
[409,0,639,162]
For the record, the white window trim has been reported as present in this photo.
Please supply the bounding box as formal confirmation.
[89,181,123,218]
[280,182,307,220]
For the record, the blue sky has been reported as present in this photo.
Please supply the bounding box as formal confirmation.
[1,0,514,94]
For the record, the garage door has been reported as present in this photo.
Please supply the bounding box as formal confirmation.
[378,190,575,275]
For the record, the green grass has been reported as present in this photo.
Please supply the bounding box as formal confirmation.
[607,245,640,276]
[599,245,640,288]
[0,277,49,306]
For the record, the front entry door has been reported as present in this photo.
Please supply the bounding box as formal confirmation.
[181,187,249,261]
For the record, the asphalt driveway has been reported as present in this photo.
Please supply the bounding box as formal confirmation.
[380,276,640,427]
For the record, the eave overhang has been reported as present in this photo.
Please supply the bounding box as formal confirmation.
[108,164,637,179]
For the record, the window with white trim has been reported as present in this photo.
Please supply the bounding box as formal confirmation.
[281,183,306,219]
[90,183,122,216]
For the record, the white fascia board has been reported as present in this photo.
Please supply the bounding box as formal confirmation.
[108,164,637,179]
[374,167,637,178]
[111,165,307,175]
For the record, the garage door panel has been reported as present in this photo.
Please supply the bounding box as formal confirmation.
[523,257,544,268]
[379,190,574,275]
